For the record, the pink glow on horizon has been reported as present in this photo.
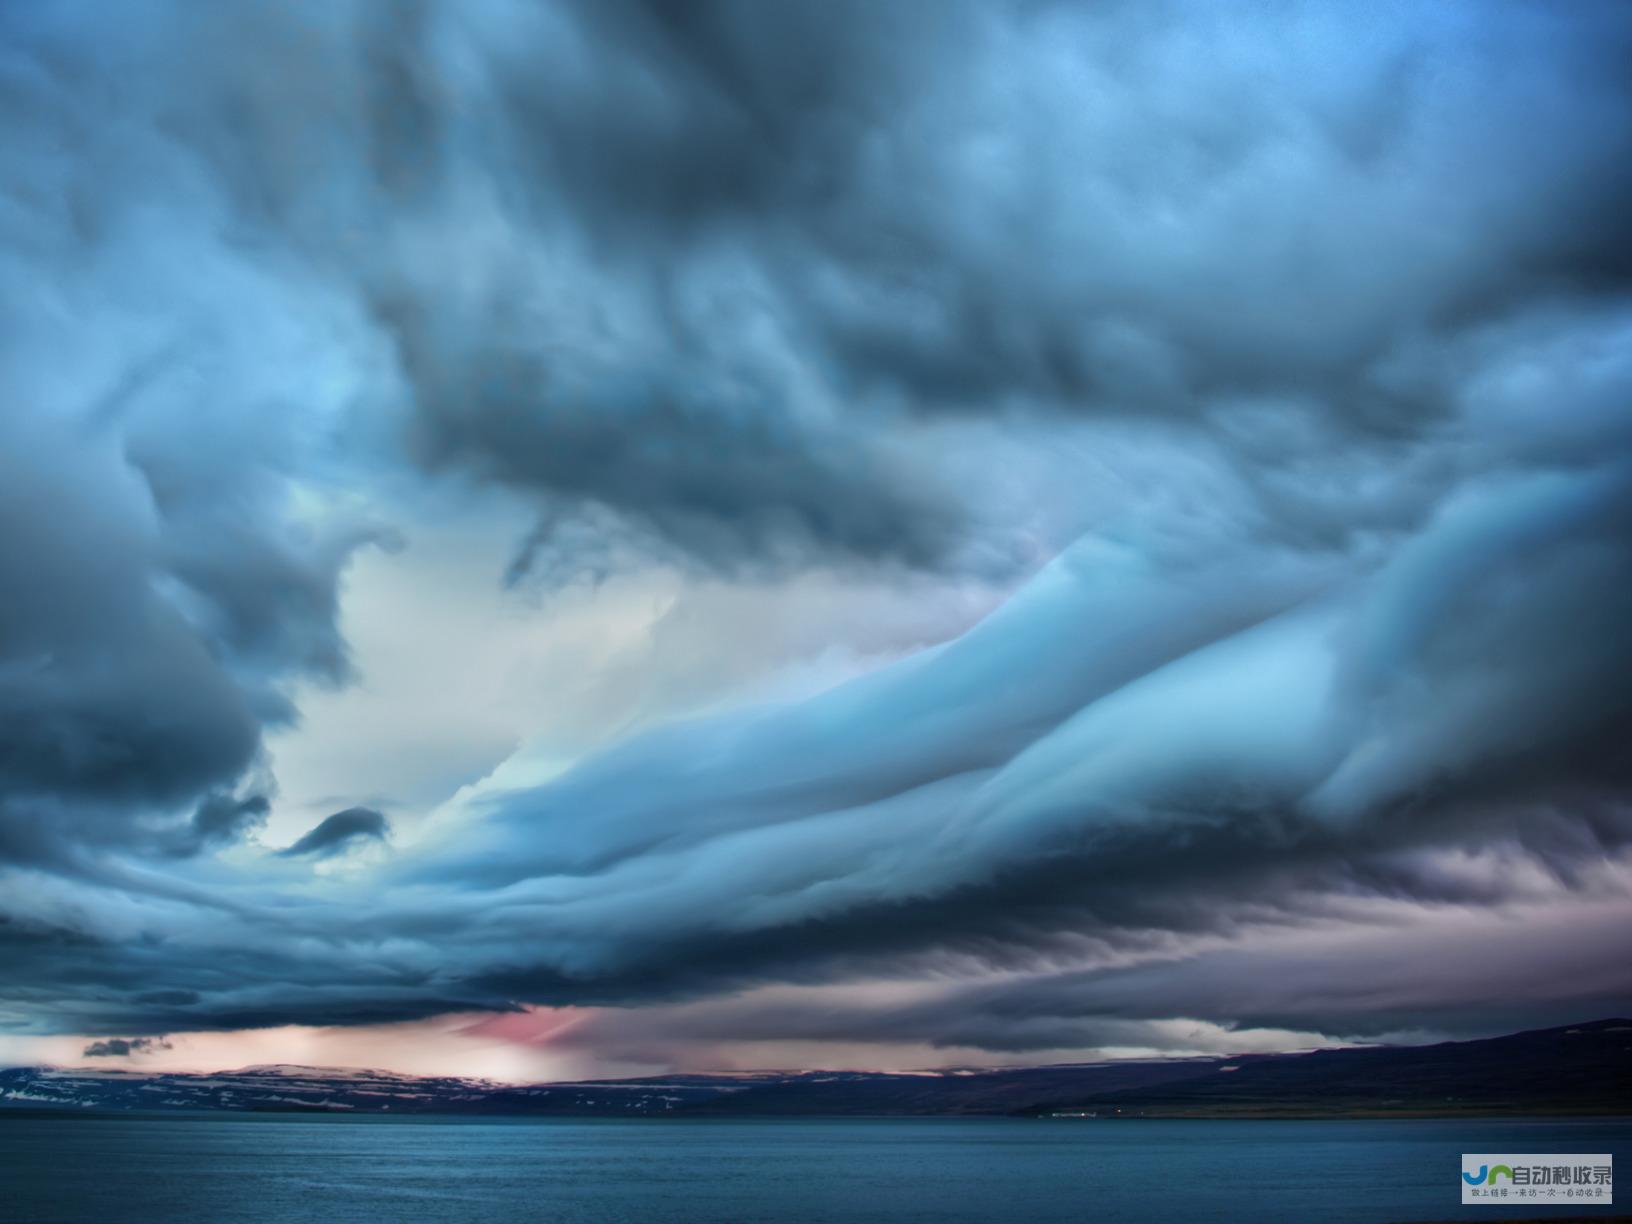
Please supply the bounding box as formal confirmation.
[0,1012,630,1084]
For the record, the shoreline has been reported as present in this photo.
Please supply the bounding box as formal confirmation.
[5,1106,1632,1124]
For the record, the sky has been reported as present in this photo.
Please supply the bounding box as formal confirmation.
[2,0,1631,1081]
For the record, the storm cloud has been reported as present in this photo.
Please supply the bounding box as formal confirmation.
[276,808,390,859]
[82,1036,171,1059]
[1,0,1630,1067]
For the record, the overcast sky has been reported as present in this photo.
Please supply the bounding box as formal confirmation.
[3,0,1631,1080]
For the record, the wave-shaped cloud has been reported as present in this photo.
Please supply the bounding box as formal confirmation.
[1,0,1630,1061]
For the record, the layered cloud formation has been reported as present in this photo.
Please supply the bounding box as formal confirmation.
[2,0,1630,1069]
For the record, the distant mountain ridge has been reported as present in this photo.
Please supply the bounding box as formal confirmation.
[3,1019,1629,1118]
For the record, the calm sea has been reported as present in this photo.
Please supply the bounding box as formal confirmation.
[2,1114,1628,1223]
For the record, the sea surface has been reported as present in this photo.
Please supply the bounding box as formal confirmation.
[2,1114,1628,1223]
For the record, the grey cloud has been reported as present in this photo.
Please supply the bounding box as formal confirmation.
[531,892,1632,1064]
[0,0,385,871]
[166,794,271,859]
[132,991,200,1008]
[0,411,311,869]
[11,444,1629,1037]
[277,808,390,860]
[6,431,1631,1039]
[898,903,1632,1051]
[1,0,1631,1056]
[389,0,1632,581]
[82,1036,171,1058]
[17,0,1628,584]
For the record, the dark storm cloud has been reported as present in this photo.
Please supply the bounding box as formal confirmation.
[82,1036,170,1058]
[537,894,1632,1062]
[1,0,1631,1055]
[14,0,1625,582]
[132,991,200,1008]
[0,0,388,871]
[166,795,272,860]
[880,901,1632,1051]
[276,808,390,860]
[371,0,1632,578]
[934,922,1632,1048]
[0,408,357,867]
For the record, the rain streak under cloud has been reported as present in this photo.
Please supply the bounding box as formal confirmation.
[2,0,1631,1077]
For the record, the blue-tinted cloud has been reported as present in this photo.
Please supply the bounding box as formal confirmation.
[276,808,390,860]
[0,0,1629,1060]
